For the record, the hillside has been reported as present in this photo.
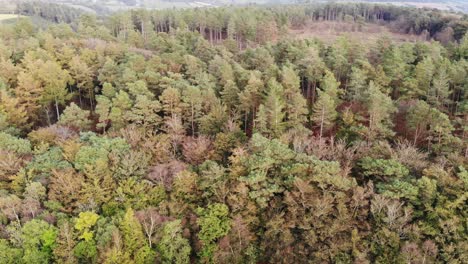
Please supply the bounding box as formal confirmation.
[0,2,467,264]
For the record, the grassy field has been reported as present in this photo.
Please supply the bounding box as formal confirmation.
[289,21,425,44]
[0,14,20,21]
[0,14,24,24]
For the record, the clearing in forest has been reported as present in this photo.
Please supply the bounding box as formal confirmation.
[289,21,426,43]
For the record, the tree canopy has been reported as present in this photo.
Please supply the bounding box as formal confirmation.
[0,2,467,263]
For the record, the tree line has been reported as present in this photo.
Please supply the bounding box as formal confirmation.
[16,1,468,46]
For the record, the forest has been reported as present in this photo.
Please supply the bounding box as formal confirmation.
[0,2,467,263]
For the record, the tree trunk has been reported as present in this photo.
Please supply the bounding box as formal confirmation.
[311,81,317,104]
[191,103,195,135]
[45,107,51,126]
[244,112,248,132]
[89,89,94,111]
[55,98,60,120]
[319,107,325,141]
[413,126,420,145]
[306,81,311,102]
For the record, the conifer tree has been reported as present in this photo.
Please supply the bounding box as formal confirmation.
[365,81,396,140]
[264,79,285,137]
[311,71,340,139]
[281,65,307,128]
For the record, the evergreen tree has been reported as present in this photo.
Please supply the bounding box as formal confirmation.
[428,66,451,108]
[311,71,340,139]
[365,81,396,140]
[347,66,368,101]
[263,79,285,137]
[281,65,308,128]
[58,103,91,131]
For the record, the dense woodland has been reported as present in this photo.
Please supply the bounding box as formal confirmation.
[0,2,467,264]
[17,1,468,41]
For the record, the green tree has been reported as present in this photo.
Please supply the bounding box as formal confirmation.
[263,79,285,137]
[95,95,112,133]
[58,103,92,131]
[98,58,119,85]
[69,56,94,107]
[75,211,99,241]
[281,65,307,128]
[182,86,203,135]
[160,87,183,120]
[74,211,99,263]
[0,132,31,154]
[109,90,132,130]
[347,66,368,101]
[407,100,432,144]
[239,72,264,130]
[158,220,191,264]
[359,157,409,182]
[0,239,22,264]
[428,65,451,108]
[220,80,240,111]
[120,208,154,263]
[311,71,340,139]
[21,219,58,264]
[197,203,231,262]
[414,57,434,97]
[125,95,162,132]
[38,60,73,120]
[365,81,396,140]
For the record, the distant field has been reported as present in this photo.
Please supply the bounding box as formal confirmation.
[0,14,27,25]
[376,1,468,13]
[289,21,426,44]
[0,14,21,21]
[337,1,468,13]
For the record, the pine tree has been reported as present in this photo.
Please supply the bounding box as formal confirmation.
[281,65,307,128]
[347,66,368,101]
[312,91,337,140]
[311,71,340,139]
[407,100,432,145]
[428,66,451,108]
[58,103,91,131]
[98,58,119,86]
[227,16,237,40]
[415,57,435,97]
[239,72,264,130]
[365,81,396,140]
[220,80,240,111]
[125,95,162,132]
[95,95,112,133]
[254,104,268,135]
[182,86,203,135]
[109,91,132,130]
[263,79,285,137]
[159,87,182,120]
